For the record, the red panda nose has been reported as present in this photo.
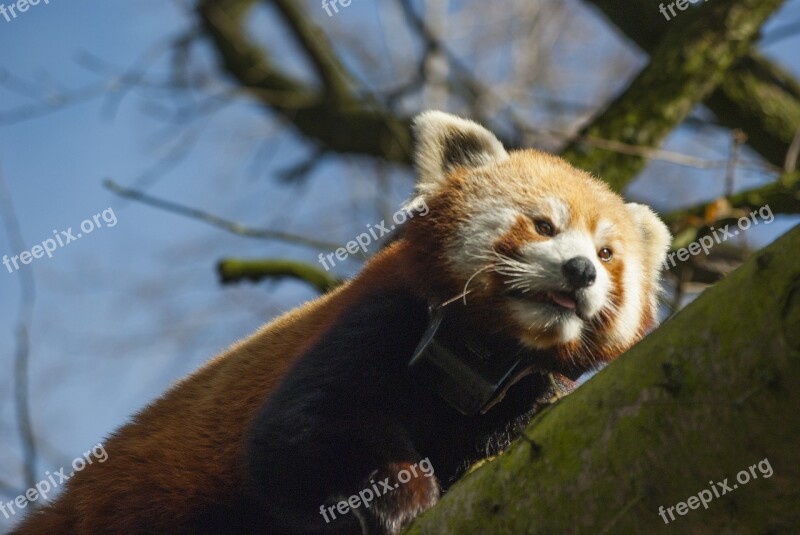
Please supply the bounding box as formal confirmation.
[562,256,597,289]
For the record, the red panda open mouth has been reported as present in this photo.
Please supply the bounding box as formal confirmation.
[547,291,577,310]
[506,288,580,313]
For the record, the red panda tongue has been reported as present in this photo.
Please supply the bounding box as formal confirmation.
[548,291,577,310]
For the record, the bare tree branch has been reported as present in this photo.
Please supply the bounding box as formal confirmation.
[583,0,800,171]
[195,0,413,163]
[0,169,38,492]
[269,0,354,97]
[405,225,800,533]
[217,258,342,292]
[104,179,340,250]
[561,0,786,192]
[664,171,800,227]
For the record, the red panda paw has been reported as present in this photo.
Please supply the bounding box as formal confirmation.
[353,460,440,535]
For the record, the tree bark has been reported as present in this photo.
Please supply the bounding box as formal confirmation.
[561,0,786,192]
[195,0,797,212]
[195,0,413,163]
[663,171,800,227]
[217,258,342,292]
[404,224,800,534]
[191,0,797,291]
[584,0,800,170]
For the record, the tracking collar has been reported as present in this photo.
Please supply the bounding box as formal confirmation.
[408,303,544,416]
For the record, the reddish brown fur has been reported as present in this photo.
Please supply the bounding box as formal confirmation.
[404,149,664,371]
[13,242,428,534]
[13,142,667,533]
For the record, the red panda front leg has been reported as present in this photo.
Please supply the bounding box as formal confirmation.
[248,413,439,535]
[246,289,438,534]
[352,460,440,535]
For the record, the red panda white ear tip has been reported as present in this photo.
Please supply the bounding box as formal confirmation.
[625,202,672,265]
[411,111,508,201]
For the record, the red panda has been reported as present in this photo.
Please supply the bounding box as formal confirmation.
[12,111,671,535]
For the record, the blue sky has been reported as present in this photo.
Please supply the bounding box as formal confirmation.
[0,0,799,530]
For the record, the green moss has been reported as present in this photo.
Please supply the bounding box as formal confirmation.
[562,0,783,193]
[405,227,800,534]
[216,259,342,292]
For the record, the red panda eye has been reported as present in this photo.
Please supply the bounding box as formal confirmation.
[598,247,613,262]
[534,220,555,237]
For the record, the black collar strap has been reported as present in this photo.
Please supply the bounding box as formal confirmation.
[408,304,543,416]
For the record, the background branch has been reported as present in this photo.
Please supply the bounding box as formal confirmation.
[195,0,413,163]
[217,258,343,292]
[0,169,38,492]
[104,179,340,250]
[664,171,800,227]
[584,0,800,171]
[405,224,800,534]
[561,0,785,192]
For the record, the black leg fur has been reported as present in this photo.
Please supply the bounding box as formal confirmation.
[246,289,558,534]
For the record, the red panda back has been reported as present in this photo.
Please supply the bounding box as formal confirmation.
[11,281,354,534]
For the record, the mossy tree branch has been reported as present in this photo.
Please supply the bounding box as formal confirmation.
[196,0,796,201]
[664,171,800,228]
[195,0,412,163]
[404,224,800,534]
[194,0,797,295]
[561,0,786,192]
[584,0,800,170]
[217,259,343,293]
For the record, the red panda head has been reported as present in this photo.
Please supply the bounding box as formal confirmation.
[403,111,671,375]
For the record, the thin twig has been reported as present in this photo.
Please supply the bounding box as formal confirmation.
[576,133,741,171]
[0,169,38,492]
[784,127,800,173]
[0,81,112,126]
[0,43,779,176]
[0,477,18,495]
[725,130,747,196]
[395,0,780,175]
[125,120,207,194]
[598,494,643,535]
[104,179,340,250]
[269,0,354,97]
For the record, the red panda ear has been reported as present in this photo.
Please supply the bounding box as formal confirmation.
[625,202,672,274]
[409,111,508,203]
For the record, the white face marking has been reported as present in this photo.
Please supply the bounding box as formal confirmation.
[446,199,519,277]
[441,194,656,351]
[605,250,644,348]
[542,198,570,230]
[510,228,611,344]
[595,219,615,245]
[508,300,584,345]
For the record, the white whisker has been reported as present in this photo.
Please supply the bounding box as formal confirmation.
[462,264,493,305]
